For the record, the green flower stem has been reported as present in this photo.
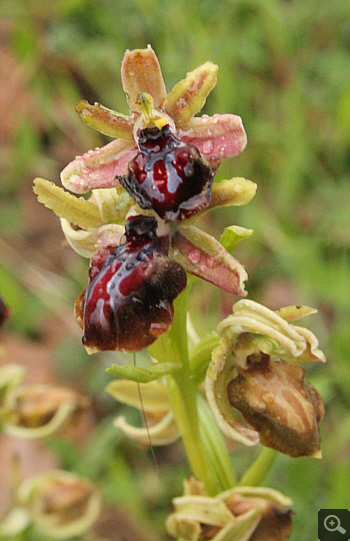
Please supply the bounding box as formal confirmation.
[238,447,278,487]
[157,286,236,495]
[167,288,218,494]
[167,374,219,494]
[197,394,237,490]
[189,333,220,384]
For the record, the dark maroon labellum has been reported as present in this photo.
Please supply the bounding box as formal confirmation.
[118,126,216,222]
[77,215,187,352]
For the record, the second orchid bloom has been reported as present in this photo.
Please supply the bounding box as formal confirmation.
[34,45,254,352]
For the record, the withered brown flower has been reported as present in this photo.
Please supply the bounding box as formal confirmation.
[206,300,326,457]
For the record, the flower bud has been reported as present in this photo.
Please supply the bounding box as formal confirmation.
[18,470,101,539]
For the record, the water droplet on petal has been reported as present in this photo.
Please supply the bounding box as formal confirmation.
[202,140,214,154]
[188,249,201,263]
[206,255,218,268]
[177,98,187,109]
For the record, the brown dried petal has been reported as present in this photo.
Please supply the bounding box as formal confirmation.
[227,355,324,457]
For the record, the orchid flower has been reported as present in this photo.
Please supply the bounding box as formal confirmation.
[206,300,325,457]
[34,46,255,352]
[17,470,101,539]
[107,378,179,446]
[2,383,90,440]
[166,477,293,541]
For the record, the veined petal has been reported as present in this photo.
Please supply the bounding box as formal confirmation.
[61,139,138,194]
[225,357,324,457]
[180,114,247,165]
[171,225,247,296]
[121,45,167,110]
[164,62,218,125]
[75,101,135,141]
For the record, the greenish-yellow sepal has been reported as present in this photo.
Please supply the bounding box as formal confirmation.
[211,177,257,209]
[76,100,134,140]
[33,178,104,230]
[164,62,218,125]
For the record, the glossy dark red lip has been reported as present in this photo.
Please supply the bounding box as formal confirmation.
[118,125,216,222]
[76,215,187,352]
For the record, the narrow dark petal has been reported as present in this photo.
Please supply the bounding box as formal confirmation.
[118,126,216,222]
[76,216,187,352]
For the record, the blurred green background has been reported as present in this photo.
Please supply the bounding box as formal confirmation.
[0,0,349,539]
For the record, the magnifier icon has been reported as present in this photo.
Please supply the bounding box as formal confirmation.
[324,515,346,534]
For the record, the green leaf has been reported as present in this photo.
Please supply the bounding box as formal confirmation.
[106,362,181,383]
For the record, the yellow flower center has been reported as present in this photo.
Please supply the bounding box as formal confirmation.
[133,92,176,136]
